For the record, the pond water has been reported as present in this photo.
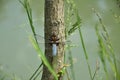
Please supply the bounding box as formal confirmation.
[0,0,120,80]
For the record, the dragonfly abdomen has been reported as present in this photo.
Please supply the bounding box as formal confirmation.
[52,44,57,56]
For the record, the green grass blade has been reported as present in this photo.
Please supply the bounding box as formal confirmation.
[29,36,58,80]
[78,27,92,80]
[19,0,41,78]
[68,9,81,36]
[65,0,92,79]
[95,25,109,79]
[19,0,38,44]
[29,63,43,80]
[73,9,93,80]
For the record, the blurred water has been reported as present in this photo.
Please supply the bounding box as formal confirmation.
[0,0,120,79]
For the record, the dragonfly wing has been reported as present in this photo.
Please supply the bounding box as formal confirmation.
[52,44,57,56]
[35,34,45,44]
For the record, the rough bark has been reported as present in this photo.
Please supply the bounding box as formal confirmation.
[41,0,65,80]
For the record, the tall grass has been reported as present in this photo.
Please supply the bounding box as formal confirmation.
[65,0,95,80]
[93,8,120,80]
[76,12,94,80]
[65,0,77,80]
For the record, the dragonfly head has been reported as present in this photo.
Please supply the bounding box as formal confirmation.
[49,32,59,41]
[49,31,60,46]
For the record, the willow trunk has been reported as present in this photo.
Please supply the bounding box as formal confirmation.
[41,0,65,80]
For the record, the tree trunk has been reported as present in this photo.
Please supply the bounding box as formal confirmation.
[41,0,65,80]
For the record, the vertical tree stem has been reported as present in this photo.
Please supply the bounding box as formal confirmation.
[41,0,65,80]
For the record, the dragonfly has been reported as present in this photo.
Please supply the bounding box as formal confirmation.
[48,32,60,56]
[35,32,67,56]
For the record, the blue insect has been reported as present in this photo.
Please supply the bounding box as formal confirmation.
[52,44,57,56]
[49,32,59,56]
[36,32,60,56]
